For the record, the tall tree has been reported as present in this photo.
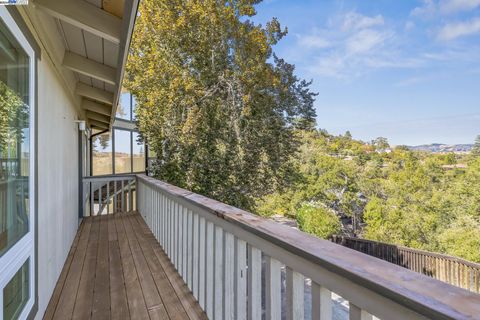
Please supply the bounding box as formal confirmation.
[125,0,317,210]
[471,135,480,155]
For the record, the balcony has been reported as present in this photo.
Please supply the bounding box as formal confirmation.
[45,174,480,320]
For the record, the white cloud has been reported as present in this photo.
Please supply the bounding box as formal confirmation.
[345,29,390,54]
[405,21,416,31]
[437,17,480,40]
[298,34,331,49]
[411,0,480,16]
[341,11,384,31]
[439,0,480,13]
[297,11,413,78]
[411,0,436,17]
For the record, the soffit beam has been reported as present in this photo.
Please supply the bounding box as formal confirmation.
[86,111,110,123]
[63,51,117,85]
[35,0,122,44]
[81,99,112,116]
[76,82,113,105]
[89,119,109,129]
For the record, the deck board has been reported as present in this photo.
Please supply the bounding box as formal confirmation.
[44,212,207,320]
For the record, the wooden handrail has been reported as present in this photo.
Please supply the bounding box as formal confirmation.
[136,174,480,320]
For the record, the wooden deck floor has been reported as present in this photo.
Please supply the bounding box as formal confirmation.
[44,212,208,320]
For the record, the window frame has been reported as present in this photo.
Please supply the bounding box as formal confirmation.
[0,7,36,320]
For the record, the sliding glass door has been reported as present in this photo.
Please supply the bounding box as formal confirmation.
[0,8,35,320]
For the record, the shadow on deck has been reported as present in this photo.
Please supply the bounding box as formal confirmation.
[44,212,207,320]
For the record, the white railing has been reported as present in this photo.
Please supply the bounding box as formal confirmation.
[82,174,136,216]
[136,174,480,320]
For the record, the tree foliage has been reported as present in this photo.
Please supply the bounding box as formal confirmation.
[125,0,316,210]
[296,204,341,239]
[0,80,28,155]
[257,130,480,262]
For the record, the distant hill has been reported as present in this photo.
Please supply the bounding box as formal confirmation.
[406,143,472,153]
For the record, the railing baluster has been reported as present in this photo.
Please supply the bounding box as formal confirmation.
[193,212,200,299]
[174,202,179,269]
[187,209,194,290]
[223,232,235,320]
[90,182,94,216]
[178,204,184,277]
[198,216,206,309]
[128,180,132,212]
[121,180,125,212]
[265,255,281,320]
[106,181,110,215]
[113,180,117,213]
[235,238,247,320]
[214,225,224,320]
[168,198,172,258]
[311,282,332,320]
[349,303,373,320]
[206,221,215,319]
[182,207,188,280]
[247,245,261,320]
[286,267,304,320]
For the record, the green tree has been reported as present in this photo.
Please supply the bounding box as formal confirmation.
[471,135,480,155]
[296,204,341,239]
[125,0,317,210]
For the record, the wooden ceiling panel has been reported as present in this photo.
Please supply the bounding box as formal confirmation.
[78,74,93,86]
[103,39,119,68]
[103,0,125,18]
[59,21,86,57]
[83,31,103,64]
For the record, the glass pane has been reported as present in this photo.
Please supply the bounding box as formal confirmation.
[3,259,29,320]
[132,132,145,172]
[116,91,131,120]
[131,95,137,121]
[114,129,131,174]
[92,132,112,175]
[0,20,30,257]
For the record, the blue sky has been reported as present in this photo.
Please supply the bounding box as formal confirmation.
[252,0,480,145]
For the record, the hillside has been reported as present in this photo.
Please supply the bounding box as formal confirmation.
[407,143,472,153]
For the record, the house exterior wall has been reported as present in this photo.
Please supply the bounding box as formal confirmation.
[35,57,81,319]
[10,7,84,318]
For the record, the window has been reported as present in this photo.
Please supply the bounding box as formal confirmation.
[115,90,138,122]
[131,95,137,121]
[116,91,131,120]
[3,259,29,320]
[92,132,112,175]
[114,129,132,174]
[132,132,145,172]
[0,8,35,320]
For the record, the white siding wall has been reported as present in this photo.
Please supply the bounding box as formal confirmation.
[35,58,80,319]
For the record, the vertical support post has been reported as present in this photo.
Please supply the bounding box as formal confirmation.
[247,245,261,320]
[214,226,224,320]
[223,232,235,320]
[206,221,214,319]
[106,181,110,215]
[286,267,304,320]
[192,212,199,299]
[311,282,332,320]
[266,256,281,320]
[235,239,247,320]
[199,216,206,309]
[349,303,373,320]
